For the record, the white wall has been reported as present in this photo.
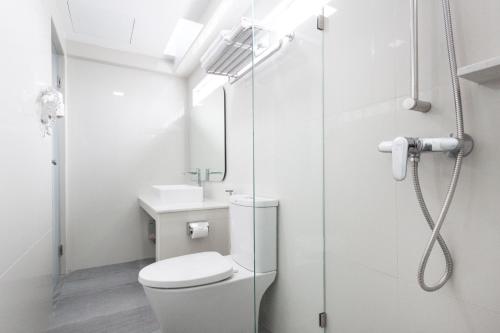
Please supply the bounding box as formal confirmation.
[324,0,500,332]
[0,0,55,331]
[66,58,187,271]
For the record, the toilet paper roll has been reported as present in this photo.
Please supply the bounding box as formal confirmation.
[188,222,209,239]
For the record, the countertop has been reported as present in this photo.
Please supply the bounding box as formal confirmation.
[138,196,229,217]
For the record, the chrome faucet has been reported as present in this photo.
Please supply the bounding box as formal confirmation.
[185,168,202,186]
[205,168,224,182]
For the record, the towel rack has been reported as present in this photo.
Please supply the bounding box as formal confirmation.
[200,18,292,84]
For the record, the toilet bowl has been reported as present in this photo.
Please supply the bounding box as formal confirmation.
[138,195,278,333]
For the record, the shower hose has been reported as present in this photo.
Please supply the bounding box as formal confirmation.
[412,0,464,292]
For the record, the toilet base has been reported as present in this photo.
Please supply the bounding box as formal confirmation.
[143,260,275,333]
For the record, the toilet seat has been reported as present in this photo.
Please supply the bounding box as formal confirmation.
[138,252,233,289]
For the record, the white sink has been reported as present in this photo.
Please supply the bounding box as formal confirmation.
[152,185,203,204]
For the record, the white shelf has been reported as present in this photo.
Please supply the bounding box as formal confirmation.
[458,56,500,84]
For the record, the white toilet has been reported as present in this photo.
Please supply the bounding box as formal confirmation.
[138,194,278,333]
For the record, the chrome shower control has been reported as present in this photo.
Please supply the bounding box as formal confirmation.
[419,137,459,151]
[379,137,419,181]
[377,136,469,181]
[392,137,409,181]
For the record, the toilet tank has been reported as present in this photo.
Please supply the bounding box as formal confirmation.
[229,195,278,273]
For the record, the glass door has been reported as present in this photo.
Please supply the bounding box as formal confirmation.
[251,1,326,331]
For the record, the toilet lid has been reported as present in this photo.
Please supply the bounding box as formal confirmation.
[139,252,233,289]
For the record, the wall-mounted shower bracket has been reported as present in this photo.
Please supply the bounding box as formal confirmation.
[405,0,431,113]
[403,97,431,113]
[378,134,473,181]
[446,133,474,158]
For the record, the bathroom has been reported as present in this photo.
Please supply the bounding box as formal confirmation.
[2,0,500,332]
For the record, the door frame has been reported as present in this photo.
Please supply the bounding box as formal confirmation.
[51,19,67,287]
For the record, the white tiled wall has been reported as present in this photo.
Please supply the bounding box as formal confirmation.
[66,58,187,271]
[0,0,54,331]
[324,0,500,331]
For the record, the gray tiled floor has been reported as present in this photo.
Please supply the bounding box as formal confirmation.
[47,258,273,333]
[47,259,159,333]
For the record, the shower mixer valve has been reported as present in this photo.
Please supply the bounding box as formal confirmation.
[378,135,473,181]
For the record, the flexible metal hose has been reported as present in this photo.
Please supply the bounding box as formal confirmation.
[412,0,465,292]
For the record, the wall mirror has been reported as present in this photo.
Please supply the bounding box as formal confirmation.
[189,86,226,182]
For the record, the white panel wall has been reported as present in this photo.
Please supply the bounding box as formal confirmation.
[0,0,54,331]
[324,0,500,332]
[66,58,187,271]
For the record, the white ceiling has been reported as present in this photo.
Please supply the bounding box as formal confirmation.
[58,0,215,59]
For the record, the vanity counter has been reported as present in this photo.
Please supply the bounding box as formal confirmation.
[138,196,228,218]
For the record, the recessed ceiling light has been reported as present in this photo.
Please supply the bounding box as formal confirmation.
[164,19,204,61]
[113,91,125,97]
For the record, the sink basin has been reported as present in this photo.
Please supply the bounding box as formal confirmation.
[152,185,203,204]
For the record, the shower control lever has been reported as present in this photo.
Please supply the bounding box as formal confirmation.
[392,137,410,181]
[378,136,463,181]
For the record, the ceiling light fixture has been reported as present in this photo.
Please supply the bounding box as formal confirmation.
[164,18,204,61]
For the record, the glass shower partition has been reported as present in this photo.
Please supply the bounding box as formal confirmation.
[196,1,259,331]
[251,1,326,332]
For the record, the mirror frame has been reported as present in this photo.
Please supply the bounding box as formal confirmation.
[220,87,227,181]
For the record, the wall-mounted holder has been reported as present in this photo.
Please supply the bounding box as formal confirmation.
[37,87,64,137]
[187,221,209,239]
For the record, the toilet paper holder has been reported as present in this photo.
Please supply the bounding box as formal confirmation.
[187,221,210,239]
